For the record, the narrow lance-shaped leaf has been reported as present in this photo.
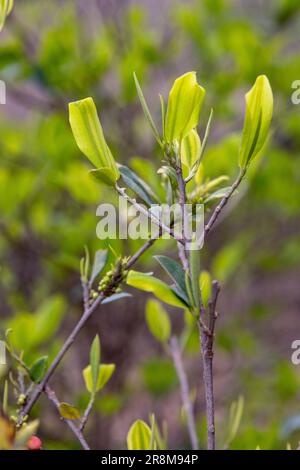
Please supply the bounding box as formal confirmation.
[189,240,201,310]
[2,380,8,414]
[145,299,171,343]
[185,109,213,183]
[90,335,100,394]
[127,270,187,309]
[239,75,273,169]
[102,292,132,305]
[133,73,162,145]
[69,97,120,185]
[90,249,108,284]
[165,72,206,143]
[154,255,189,303]
[118,164,159,206]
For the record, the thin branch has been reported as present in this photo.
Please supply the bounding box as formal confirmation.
[79,395,95,432]
[169,337,198,450]
[197,281,220,451]
[116,185,184,244]
[126,237,157,269]
[204,169,246,240]
[81,279,90,312]
[45,386,90,450]
[19,237,158,421]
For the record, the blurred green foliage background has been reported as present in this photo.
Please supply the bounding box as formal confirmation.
[0,0,300,450]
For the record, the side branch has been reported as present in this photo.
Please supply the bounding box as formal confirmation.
[19,237,158,421]
[45,386,90,450]
[198,280,221,450]
[204,169,246,239]
[170,337,199,450]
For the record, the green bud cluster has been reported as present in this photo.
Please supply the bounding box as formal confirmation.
[97,257,129,300]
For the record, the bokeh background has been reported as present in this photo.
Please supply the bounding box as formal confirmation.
[1,0,300,450]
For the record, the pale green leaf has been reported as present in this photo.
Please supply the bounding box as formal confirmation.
[69,97,119,182]
[165,72,205,143]
[189,241,201,309]
[225,396,244,447]
[127,270,187,309]
[181,129,201,168]
[239,75,273,169]
[83,364,115,393]
[59,402,81,420]
[145,299,171,343]
[90,335,100,394]
[0,0,14,32]
[199,271,212,308]
[127,419,152,450]
[89,168,118,187]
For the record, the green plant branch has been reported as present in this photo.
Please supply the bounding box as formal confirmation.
[79,394,95,432]
[197,280,220,451]
[45,386,90,450]
[18,237,158,423]
[204,169,246,240]
[116,185,184,244]
[176,164,189,271]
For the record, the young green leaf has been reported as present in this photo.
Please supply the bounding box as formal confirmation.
[199,271,212,308]
[118,164,159,206]
[83,364,115,393]
[127,270,187,309]
[90,249,108,284]
[225,396,244,448]
[133,73,162,145]
[145,299,171,343]
[185,109,213,183]
[189,242,201,310]
[59,402,81,420]
[181,129,201,169]
[69,97,120,184]
[0,0,14,31]
[165,72,205,143]
[239,75,273,169]
[90,335,100,394]
[154,255,189,304]
[29,356,48,384]
[127,419,152,450]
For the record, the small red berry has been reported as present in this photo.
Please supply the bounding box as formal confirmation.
[27,435,42,450]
